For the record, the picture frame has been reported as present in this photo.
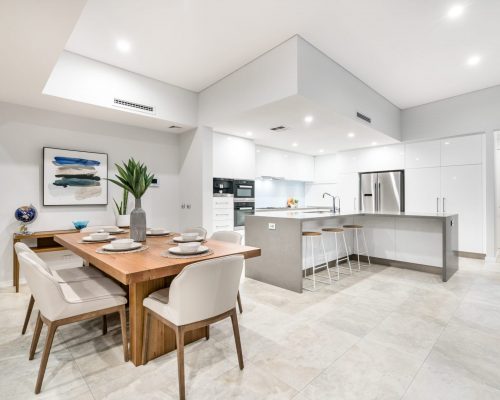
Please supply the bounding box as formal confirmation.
[43,147,108,206]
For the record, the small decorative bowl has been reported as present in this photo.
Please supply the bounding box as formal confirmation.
[72,220,89,230]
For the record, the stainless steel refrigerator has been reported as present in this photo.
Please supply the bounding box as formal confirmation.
[360,170,404,212]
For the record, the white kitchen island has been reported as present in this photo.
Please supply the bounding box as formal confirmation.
[245,210,459,293]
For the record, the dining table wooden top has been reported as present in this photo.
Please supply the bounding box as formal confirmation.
[54,232,261,285]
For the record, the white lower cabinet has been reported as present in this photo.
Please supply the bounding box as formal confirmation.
[338,173,359,212]
[212,197,234,232]
[405,167,441,213]
[441,164,483,253]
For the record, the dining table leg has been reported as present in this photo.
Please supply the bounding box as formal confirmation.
[128,278,208,366]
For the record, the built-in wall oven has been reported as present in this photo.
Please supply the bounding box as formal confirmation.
[234,180,254,199]
[234,201,255,229]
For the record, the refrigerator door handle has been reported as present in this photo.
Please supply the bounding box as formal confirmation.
[378,182,381,212]
[374,183,378,211]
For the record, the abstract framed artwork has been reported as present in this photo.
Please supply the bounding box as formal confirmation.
[43,147,108,206]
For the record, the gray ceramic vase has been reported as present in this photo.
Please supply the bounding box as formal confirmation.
[130,198,147,242]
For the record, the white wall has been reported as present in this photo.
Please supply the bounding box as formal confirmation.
[0,102,181,286]
[255,179,305,208]
[44,51,198,127]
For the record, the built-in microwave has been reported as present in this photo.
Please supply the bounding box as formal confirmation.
[213,177,234,197]
[234,179,254,200]
[234,200,255,229]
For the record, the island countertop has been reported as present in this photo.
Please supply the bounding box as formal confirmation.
[253,209,458,221]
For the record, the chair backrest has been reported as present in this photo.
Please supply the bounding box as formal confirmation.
[80,225,119,233]
[183,227,207,240]
[18,252,67,321]
[210,231,242,245]
[168,255,244,325]
[14,242,51,274]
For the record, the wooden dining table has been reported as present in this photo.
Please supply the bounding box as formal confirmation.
[54,231,261,366]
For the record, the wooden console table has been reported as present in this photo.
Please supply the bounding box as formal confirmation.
[13,229,78,292]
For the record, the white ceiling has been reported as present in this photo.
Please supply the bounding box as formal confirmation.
[214,95,399,155]
[66,0,500,108]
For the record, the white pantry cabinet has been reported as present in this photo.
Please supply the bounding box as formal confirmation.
[405,167,441,213]
[441,164,483,253]
[338,172,359,212]
[440,135,482,167]
[405,141,441,169]
[314,154,337,183]
[357,144,404,172]
[213,133,255,179]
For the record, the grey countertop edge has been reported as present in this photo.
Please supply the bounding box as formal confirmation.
[249,211,458,221]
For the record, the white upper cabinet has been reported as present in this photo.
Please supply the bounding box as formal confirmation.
[336,150,359,174]
[357,144,404,172]
[213,133,255,179]
[405,141,441,169]
[314,154,337,183]
[256,146,314,181]
[440,135,483,166]
[338,172,359,212]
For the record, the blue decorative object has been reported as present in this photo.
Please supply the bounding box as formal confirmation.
[14,204,38,234]
[72,220,89,230]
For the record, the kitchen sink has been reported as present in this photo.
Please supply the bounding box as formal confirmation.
[301,210,334,214]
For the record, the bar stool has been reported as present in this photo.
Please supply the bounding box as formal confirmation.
[302,231,331,291]
[321,227,352,279]
[342,224,371,270]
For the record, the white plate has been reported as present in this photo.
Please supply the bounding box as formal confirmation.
[146,230,171,236]
[102,242,142,252]
[168,245,209,256]
[173,236,204,243]
[109,229,127,235]
[82,236,115,243]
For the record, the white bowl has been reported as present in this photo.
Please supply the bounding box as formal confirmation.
[111,238,135,250]
[178,242,201,253]
[181,232,199,241]
[104,226,121,233]
[90,232,110,240]
[150,228,166,235]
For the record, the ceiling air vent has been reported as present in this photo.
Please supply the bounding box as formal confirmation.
[269,125,289,133]
[113,98,155,114]
[356,112,371,124]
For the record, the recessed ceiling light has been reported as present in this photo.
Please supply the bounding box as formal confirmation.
[347,132,355,138]
[304,115,314,123]
[466,55,481,66]
[116,39,131,53]
[371,142,377,146]
[292,142,298,147]
[246,131,253,137]
[444,141,450,145]
[447,4,464,19]
[319,149,324,153]
[256,149,261,153]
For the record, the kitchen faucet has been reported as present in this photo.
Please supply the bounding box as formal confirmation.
[322,192,340,214]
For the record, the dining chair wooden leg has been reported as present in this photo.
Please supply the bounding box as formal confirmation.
[141,309,150,365]
[230,309,244,370]
[34,321,57,394]
[237,291,243,314]
[175,326,186,400]
[119,306,129,362]
[102,315,107,335]
[29,311,43,360]
[22,295,35,335]
[205,325,210,340]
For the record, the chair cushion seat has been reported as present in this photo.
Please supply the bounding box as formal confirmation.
[148,287,170,304]
[60,277,125,303]
[52,266,104,283]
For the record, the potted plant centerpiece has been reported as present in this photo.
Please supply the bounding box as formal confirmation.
[108,159,155,242]
[113,188,130,227]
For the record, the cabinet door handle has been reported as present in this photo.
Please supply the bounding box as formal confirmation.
[442,197,446,213]
[436,197,440,212]
[353,197,356,210]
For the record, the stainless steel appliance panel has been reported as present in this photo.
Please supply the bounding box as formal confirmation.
[360,173,377,212]
[377,171,403,212]
[234,201,255,228]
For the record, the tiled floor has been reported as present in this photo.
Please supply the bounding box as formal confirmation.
[2,258,500,399]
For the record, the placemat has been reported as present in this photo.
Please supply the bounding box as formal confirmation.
[161,248,214,259]
[96,245,149,254]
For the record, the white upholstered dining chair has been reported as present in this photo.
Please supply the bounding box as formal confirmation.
[18,251,129,394]
[142,255,244,400]
[210,230,244,313]
[14,242,104,335]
